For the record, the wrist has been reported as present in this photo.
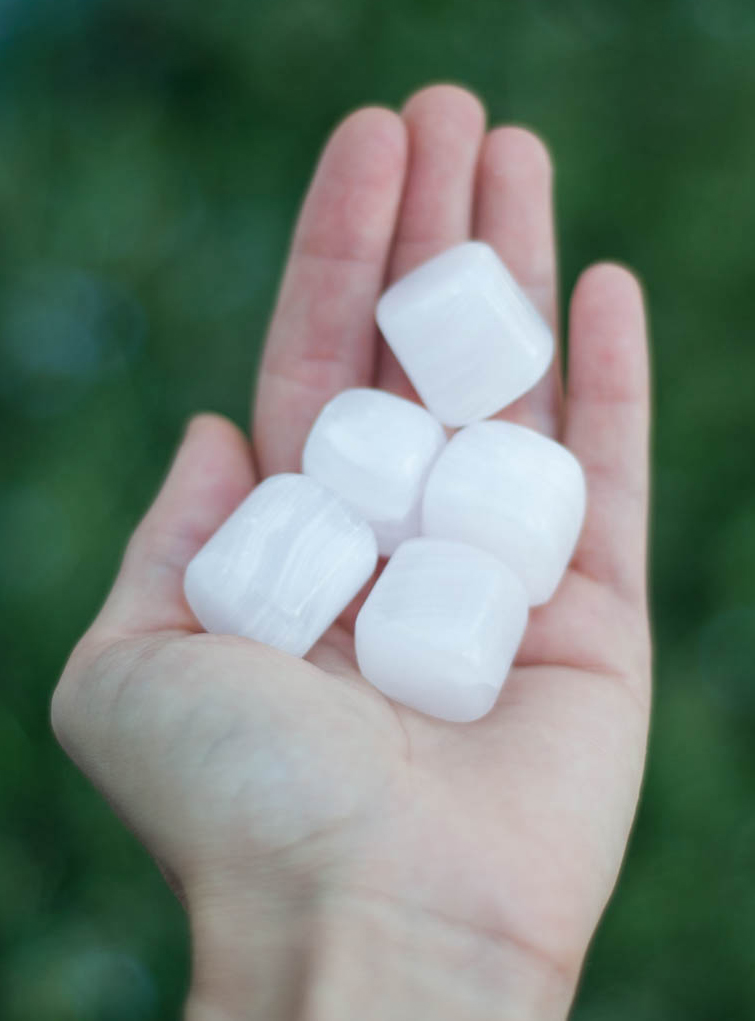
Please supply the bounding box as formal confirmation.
[185,880,575,1021]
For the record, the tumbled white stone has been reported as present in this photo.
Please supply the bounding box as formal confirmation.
[355,538,528,723]
[422,421,586,606]
[375,241,554,426]
[302,388,446,556]
[184,473,378,656]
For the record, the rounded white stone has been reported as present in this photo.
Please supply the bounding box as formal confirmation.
[184,473,378,656]
[422,421,586,605]
[302,388,446,556]
[355,538,529,723]
[375,241,554,426]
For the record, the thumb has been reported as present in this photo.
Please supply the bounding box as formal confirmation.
[96,414,257,637]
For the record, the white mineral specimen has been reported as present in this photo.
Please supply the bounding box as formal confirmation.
[184,473,378,656]
[302,387,446,555]
[375,241,554,426]
[355,537,528,723]
[422,421,586,605]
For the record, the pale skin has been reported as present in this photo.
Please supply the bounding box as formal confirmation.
[52,84,652,1020]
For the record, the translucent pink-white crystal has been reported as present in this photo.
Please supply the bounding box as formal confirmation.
[184,473,377,656]
[302,388,446,556]
[375,241,553,426]
[355,538,528,723]
[422,421,586,606]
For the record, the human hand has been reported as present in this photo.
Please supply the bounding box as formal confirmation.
[52,84,651,1021]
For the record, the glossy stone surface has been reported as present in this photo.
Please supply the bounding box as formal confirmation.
[184,473,378,656]
[355,538,528,723]
[375,241,554,426]
[302,388,446,555]
[422,421,586,605]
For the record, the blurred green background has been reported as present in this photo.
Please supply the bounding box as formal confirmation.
[2,0,755,1016]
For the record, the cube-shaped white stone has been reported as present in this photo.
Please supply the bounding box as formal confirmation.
[355,538,528,723]
[184,473,378,656]
[375,241,554,426]
[302,388,446,556]
[422,422,586,606]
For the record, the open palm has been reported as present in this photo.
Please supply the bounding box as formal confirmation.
[53,85,651,1019]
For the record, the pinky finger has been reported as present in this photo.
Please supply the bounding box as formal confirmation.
[563,263,651,607]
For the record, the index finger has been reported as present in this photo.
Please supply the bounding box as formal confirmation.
[254,107,407,476]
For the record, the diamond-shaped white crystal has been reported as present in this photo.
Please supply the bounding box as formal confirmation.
[355,537,528,722]
[422,421,586,605]
[184,473,378,656]
[376,241,554,426]
[302,388,446,556]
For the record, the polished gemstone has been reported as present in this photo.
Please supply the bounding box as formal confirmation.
[302,387,446,555]
[184,473,378,656]
[355,537,528,723]
[422,421,586,605]
[375,241,554,426]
